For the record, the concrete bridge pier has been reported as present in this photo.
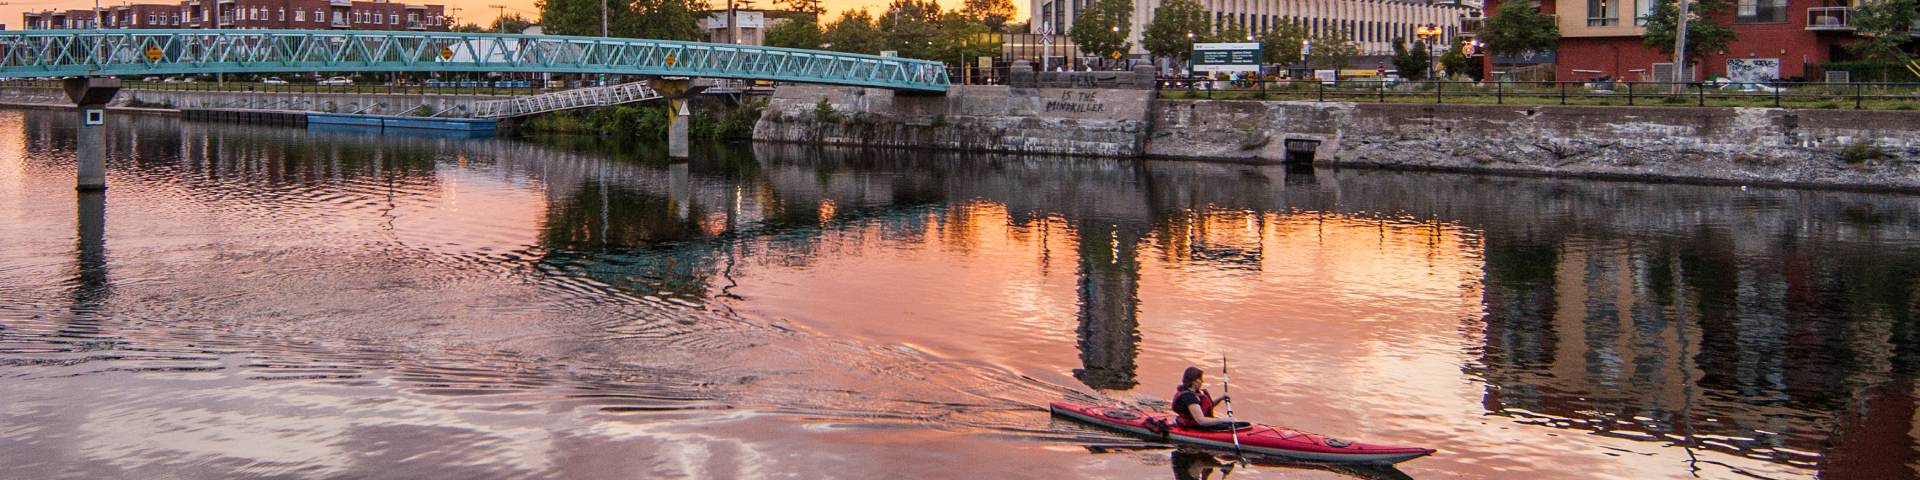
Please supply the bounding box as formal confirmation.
[655,79,693,159]
[62,77,121,191]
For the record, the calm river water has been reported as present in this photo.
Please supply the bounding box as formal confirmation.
[2,109,1918,479]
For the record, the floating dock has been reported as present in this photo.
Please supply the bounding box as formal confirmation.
[307,113,496,132]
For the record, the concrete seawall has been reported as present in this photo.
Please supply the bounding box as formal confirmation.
[755,86,1920,191]
[754,85,1152,157]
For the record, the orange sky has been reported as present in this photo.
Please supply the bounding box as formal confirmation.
[2,0,1029,30]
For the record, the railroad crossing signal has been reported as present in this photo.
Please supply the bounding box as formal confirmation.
[145,46,163,61]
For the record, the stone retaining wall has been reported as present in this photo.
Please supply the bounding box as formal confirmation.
[753,85,1920,190]
[753,85,1153,157]
[1147,101,1920,190]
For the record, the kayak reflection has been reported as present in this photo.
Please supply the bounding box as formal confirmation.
[1168,449,1414,480]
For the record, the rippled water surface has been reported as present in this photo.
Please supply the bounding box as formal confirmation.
[3,109,1919,479]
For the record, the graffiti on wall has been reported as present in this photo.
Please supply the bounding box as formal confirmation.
[1726,58,1781,83]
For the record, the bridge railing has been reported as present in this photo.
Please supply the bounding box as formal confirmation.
[0,29,950,92]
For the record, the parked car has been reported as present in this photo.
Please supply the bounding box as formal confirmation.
[161,77,196,83]
[318,76,354,86]
[261,77,288,84]
[141,76,162,83]
[1711,78,1782,94]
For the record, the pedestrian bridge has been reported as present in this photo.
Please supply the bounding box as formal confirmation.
[0,29,950,93]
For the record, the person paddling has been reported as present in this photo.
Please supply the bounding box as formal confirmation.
[1174,366,1248,431]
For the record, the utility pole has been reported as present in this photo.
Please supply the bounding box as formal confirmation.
[728,0,741,45]
[488,4,507,33]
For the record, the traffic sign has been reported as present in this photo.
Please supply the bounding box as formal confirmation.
[665,53,677,66]
[439,46,453,60]
[145,46,163,61]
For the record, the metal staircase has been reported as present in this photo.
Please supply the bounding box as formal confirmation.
[468,81,662,119]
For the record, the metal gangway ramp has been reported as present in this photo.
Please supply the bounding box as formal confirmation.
[469,81,661,118]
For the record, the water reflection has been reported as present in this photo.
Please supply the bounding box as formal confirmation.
[3,109,1920,479]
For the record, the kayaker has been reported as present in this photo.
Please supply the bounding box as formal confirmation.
[1173,366,1247,431]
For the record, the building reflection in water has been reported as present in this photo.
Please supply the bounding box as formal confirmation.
[1072,220,1142,390]
[24,110,1920,479]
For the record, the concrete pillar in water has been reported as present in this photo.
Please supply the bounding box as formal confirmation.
[652,79,694,159]
[667,98,690,159]
[62,77,122,192]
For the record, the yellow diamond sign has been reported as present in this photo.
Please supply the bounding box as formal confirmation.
[145,46,163,61]
[665,54,676,66]
[439,47,454,60]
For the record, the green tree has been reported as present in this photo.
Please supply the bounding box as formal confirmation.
[1642,0,1737,68]
[1391,37,1432,80]
[1307,29,1358,71]
[1070,0,1133,61]
[961,0,1018,32]
[766,15,825,49]
[936,12,1001,66]
[1439,40,1470,79]
[1142,0,1207,64]
[538,0,702,40]
[1846,0,1917,81]
[630,0,705,40]
[1479,0,1559,57]
[823,9,883,54]
[1259,19,1308,65]
[1208,17,1253,43]
[878,0,944,59]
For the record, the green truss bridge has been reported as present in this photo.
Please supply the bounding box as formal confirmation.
[0,29,951,93]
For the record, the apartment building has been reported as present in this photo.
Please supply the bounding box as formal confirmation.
[24,0,449,31]
[1483,0,1917,81]
[1034,0,1477,57]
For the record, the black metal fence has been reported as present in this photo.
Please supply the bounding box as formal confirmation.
[1159,78,1920,110]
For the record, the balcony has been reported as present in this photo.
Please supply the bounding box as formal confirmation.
[331,18,350,28]
[1459,16,1484,36]
[330,0,352,6]
[1807,7,1854,31]
[217,15,233,26]
[407,20,425,30]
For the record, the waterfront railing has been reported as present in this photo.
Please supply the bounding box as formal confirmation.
[1157,78,1920,110]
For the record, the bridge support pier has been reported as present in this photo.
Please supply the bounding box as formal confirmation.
[667,98,690,159]
[655,79,693,159]
[63,77,121,192]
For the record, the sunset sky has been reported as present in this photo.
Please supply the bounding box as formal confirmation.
[2,0,1030,30]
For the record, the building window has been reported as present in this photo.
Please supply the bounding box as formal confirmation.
[295,10,304,21]
[1736,0,1787,23]
[1588,0,1619,26]
[1634,0,1655,25]
[390,14,398,24]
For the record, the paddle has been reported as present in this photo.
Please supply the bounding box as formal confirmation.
[1222,353,1245,463]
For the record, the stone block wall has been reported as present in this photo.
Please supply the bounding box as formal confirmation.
[1147,101,1920,189]
[752,85,1154,157]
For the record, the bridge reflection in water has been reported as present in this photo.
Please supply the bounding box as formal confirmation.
[16,110,1920,479]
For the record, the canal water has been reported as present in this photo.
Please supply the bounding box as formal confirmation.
[2,109,1917,479]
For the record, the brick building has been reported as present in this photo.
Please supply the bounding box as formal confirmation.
[1481,0,1919,82]
[24,0,448,31]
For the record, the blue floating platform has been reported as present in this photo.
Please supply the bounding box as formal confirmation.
[308,113,496,132]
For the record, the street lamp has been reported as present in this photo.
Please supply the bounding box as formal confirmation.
[1415,23,1442,80]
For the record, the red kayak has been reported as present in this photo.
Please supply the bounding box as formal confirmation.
[1049,401,1436,464]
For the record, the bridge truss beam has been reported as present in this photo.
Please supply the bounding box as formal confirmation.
[0,29,950,93]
